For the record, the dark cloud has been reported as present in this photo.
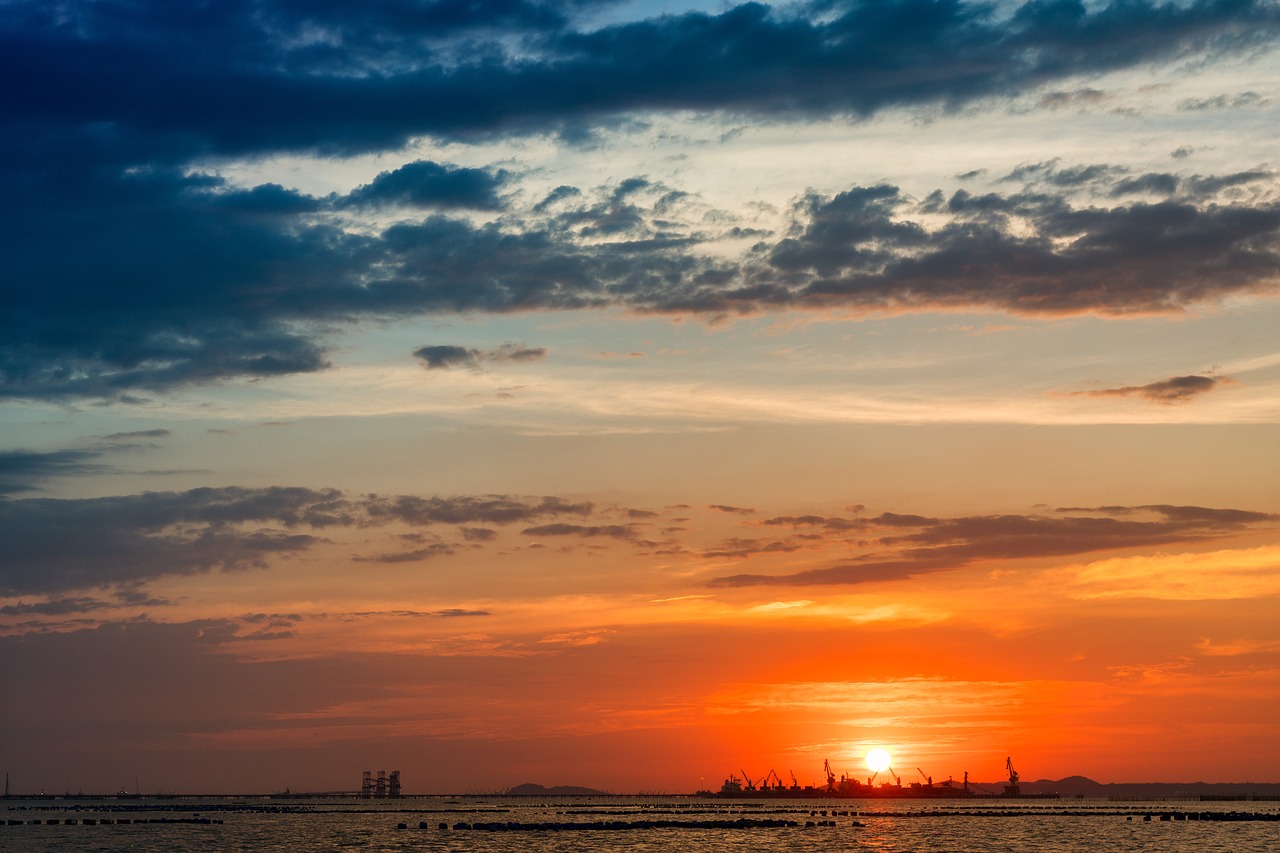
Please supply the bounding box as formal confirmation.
[1185,170,1275,195]
[3,0,1273,156]
[101,429,173,441]
[5,0,1280,402]
[710,504,1277,587]
[755,180,1280,318]
[1178,91,1271,111]
[414,345,479,370]
[1059,504,1277,525]
[760,514,868,531]
[343,161,511,210]
[354,543,456,563]
[1110,173,1180,197]
[1038,87,1108,110]
[0,448,112,494]
[363,494,593,525]
[334,608,490,619]
[0,489,330,595]
[520,523,637,540]
[413,342,548,371]
[708,504,756,515]
[0,487,597,594]
[240,612,302,624]
[711,557,946,587]
[702,537,807,558]
[0,597,116,617]
[1069,374,1232,404]
[4,159,1278,398]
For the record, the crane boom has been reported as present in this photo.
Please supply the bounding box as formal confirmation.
[1004,757,1021,797]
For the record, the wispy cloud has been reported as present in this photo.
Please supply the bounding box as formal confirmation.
[1067,374,1235,404]
[711,505,1278,587]
[414,343,548,371]
[0,487,595,595]
[0,448,110,494]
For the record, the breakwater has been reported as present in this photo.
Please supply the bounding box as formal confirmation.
[399,817,847,831]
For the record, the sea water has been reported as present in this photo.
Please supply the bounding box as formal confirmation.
[3,796,1278,852]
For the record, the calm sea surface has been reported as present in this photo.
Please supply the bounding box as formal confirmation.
[3,795,1278,852]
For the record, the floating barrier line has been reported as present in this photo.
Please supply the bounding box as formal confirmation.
[395,817,852,831]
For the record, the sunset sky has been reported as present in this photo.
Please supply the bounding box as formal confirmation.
[3,0,1280,796]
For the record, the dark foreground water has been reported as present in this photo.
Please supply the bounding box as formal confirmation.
[4,795,1278,852]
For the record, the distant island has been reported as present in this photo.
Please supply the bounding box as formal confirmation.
[505,783,611,796]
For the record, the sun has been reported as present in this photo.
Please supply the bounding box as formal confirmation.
[865,748,892,773]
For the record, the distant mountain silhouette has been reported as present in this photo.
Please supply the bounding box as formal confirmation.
[505,782,609,796]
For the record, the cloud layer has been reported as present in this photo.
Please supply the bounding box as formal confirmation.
[4,0,1280,400]
[4,478,1273,598]
[710,504,1278,587]
[0,487,593,595]
[5,0,1276,153]
[5,159,1277,399]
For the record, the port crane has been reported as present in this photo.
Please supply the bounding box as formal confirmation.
[1004,757,1021,796]
[823,759,837,792]
[916,767,932,787]
[762,769,785,791]
[789,770,799,790]
[869,765,901,787]
[740,769,757,792]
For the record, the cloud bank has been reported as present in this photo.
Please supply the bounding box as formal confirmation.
[3,480,1273,597]
[4,0,1279,400]
[0,487,595,595]
[710,505,1278,587]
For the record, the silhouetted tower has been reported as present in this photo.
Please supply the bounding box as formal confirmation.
[361,771,374,798]
[1004,757,1021,797]
[375,770,388,798]
[388,770,401,798]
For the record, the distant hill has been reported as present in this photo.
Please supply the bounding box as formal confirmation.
[505,782,610,796]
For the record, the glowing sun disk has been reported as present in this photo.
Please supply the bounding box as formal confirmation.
[866,748,892,773]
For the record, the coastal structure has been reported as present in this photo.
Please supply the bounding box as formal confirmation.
[704,757,1058,799]
[360,770,401,799]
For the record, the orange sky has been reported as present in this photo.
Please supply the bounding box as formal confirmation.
[4,491,1279,793]
[4,0,1280,796]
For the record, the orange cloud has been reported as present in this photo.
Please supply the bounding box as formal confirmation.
[1062,545,1280,600]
